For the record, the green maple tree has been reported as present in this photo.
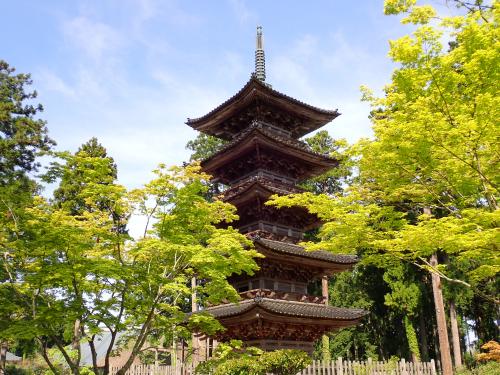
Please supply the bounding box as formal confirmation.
[268,0,499,369]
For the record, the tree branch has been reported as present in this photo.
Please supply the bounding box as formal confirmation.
[37,338,60,375]
[414,256,499,304]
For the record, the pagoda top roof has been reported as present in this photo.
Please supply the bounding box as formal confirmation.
[203,297,366,321]
[186,75,340,140]
[255,238,358,266]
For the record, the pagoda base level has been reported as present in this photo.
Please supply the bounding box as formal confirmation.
[244,339,314,354]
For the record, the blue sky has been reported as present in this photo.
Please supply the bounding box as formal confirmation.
[1,0,451,190]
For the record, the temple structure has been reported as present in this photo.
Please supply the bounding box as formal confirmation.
[187,27,366,354]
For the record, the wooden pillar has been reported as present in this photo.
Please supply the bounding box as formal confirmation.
[321,275,331,361]
[321,275,329,305]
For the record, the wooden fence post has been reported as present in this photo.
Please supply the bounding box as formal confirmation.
[336,357,343,375]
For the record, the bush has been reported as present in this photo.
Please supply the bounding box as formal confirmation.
[214,357,264,375]
[261,350,311,375]
[456,361,500,375]
[5,365,30,375]
[195,343,311,375]
[476,341,500,363]
[4,364,48,375]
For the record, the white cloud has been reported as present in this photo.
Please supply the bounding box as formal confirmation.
[37,69,76,98]
[62,16,124,62]
[228,0,255,24]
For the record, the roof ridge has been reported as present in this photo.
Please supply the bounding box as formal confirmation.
[186,76,338,126]
[258,297,365,313]
[254,238,359,264]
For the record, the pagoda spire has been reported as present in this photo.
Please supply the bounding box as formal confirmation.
[255,26,266,81]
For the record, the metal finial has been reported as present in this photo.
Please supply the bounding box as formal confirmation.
[255,26,266,81]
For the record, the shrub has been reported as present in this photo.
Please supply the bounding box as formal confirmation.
[476,341,500,363]
[195,345,311,375]
[456,361,500,375]
[5,365,30,375]
[261,350,311,375]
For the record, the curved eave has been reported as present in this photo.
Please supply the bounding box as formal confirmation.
[203,298,367,323]
[201,125,338,176]
[186,76,340,139]
[255,238,358,272]
[222,178,302,204]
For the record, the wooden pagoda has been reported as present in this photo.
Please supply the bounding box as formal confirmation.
[187,27,366,354]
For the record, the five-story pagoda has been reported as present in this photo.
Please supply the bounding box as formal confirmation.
[187,27,366,354]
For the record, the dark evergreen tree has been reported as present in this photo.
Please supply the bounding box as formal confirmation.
[0,60,55,187]
[186,133,226,162]
[301,131,352,195]
[51,137,128,235]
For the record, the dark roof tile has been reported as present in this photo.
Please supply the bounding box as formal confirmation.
[203,298,367,320]
[255,238,358,264]
[222,176,303,201]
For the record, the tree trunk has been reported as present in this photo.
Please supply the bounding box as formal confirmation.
[419,309,430,361]
[430,254,453,375]
[88,337,99,375]
[191,277,200,364]
[103,330,118,375]
[72,319,81,367]
[0,341,7,375]
[449,301,462,368]
[39,339,60,375]
[321,275,331,361]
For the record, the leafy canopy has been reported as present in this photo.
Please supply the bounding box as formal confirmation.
[269,0,499,298]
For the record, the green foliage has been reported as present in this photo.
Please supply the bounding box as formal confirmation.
[326,267,389,360]
[0,61,55,367]
[194,340,262,375]
[384,0,417,15]
[269,0,499,292]
[5,365,33,375]
[212,359,262,375]
[50,138,119,216]
[0,60,55,186]
[261,350,311,375]
[363,3,499,213]
[270,0,499,359]
[383,264,421,316]
[403,316,420,360]
[382,264,422,359]
[186,133,227,161]
[301,131,352,195]
[2,135,260,374]
[1,143,131,373]
[456,362,500,375]
[195,342,310,375]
